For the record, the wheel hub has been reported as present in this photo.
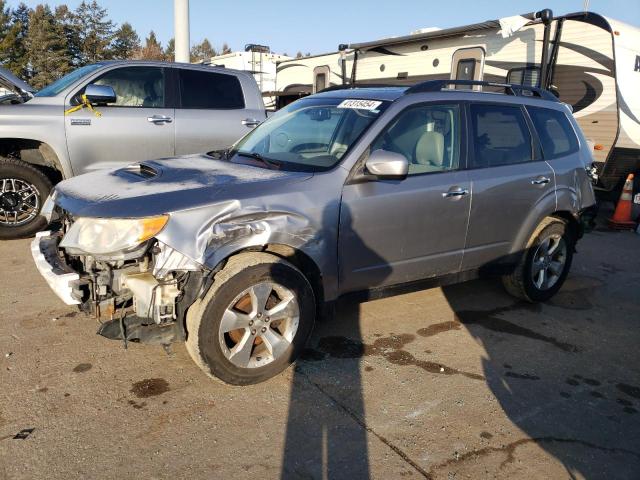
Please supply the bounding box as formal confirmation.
[219,281,299,369]
[0,178,40,226]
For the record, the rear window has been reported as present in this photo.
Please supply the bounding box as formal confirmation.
[470,104,533,168]
[527,106,579,159]
[179,69,245,109]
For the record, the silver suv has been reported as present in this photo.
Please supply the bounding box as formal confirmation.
[32,80,596,385]
[0,61,266,239]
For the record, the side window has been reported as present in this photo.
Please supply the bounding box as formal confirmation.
[93,67,164,107]
[507,67,541,88]
[470,104,533,168]
[371,104,461,175]
[179,69,245,109]
[456,59,476,82]
[527,106,579,159]
[313,65,330,93]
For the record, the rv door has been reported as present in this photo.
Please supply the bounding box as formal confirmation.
[451,47,485,90]
[313,65,330,93]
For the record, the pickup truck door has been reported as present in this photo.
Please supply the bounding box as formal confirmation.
[64,65,175,175]
[174,68,266,155]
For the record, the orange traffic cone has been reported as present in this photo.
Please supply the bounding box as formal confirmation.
[609,173,636,230]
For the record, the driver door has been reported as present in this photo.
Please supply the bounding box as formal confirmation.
[64,65,175,175]
[338,102,471,293]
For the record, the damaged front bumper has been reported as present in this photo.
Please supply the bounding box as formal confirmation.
[30,231,82,305]
[31,228,204,346]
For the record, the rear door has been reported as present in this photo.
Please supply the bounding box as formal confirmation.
[461,102,556,271]
[525,105,584,203]
[339,102,471,293]
[174,68,264,154]
[65,65,175,175]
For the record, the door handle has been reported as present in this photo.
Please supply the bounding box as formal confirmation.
[531,176,551,185]
[147,115,172,124]
[442,186,469,198]
[242,118,261,128]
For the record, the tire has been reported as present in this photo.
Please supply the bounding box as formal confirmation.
[0,158,52,239]
[186,252,316,385]
[502,217,574,302]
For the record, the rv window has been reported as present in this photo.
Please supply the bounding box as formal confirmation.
[470,104,533,168]
[527,107,579,159]
[455,59,475,88]
[507,67,540,88]
[315,73,327,93]
[178,69,245,109]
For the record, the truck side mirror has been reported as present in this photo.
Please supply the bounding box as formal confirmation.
[84,84,116,104]
[365,149,409,180]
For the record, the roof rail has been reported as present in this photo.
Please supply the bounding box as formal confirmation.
[404,80,560,102]
[319,83,406,93]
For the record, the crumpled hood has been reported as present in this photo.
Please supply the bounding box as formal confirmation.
[54,154,313,218]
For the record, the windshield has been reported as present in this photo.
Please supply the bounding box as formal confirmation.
[35,63,105,97]
[232,97,389,172]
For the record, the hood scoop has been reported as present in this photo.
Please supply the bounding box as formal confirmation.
[115,162,160,181]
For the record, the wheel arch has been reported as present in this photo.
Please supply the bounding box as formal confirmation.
[209,243,326,311]
[0,138,66,184]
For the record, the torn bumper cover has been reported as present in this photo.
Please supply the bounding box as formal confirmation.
[30,231,82,305]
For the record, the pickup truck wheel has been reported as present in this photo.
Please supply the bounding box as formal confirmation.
[0,158,52,239]
[186,252,316,385]
[502,218,574,302]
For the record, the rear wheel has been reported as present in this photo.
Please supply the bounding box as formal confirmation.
[186,252,316,385]
[0,158,52,239]
[503,218,574,302]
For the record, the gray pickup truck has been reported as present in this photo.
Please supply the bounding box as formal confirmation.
[0,60,266,239]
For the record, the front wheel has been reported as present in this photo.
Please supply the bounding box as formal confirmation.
[503,218,574,302]
[0,158,52,239]
[186,252,316,385]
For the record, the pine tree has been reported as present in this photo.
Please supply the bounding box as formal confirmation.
[73,0,114,64]
[221,42,231,55]
[25,5,70,88]
[135,31,164,60]
[164,38,175,61]
[190,38,216,63]
[0,2,30,79]
[111,22,139,59]
[295,51,303,58]
[54,5,80,67]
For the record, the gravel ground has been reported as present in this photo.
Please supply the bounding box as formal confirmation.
[1,213,639,479]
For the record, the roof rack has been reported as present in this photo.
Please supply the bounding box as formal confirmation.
[404,80,560,102]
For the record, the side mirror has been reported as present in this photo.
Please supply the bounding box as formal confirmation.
[365,149,409,180]
[84,84,116,104]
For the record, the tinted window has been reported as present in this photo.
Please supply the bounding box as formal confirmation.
[527,106,579,159]
[456,59,476,84]
[371,104,461,175]
[315,73,327,92]
[507,67,540,88]
[93,66,164,107]
[470,104,532,168]
[179,69,244,109]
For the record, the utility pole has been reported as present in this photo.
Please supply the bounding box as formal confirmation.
[174,0,190,62]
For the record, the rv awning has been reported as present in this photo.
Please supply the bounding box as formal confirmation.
[348,12,537,50]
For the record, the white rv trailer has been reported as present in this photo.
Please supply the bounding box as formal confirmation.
[209,45,291,109]
[275,10,640,191]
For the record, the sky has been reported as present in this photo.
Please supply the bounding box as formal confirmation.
[10,0,640,55]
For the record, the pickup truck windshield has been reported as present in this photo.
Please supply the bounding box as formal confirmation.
[233,97,389,172]
[35,63,105,97]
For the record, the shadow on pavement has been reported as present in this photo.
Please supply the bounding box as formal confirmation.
[441,270,640,479]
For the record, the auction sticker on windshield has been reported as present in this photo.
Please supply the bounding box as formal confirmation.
[337,99,382,110]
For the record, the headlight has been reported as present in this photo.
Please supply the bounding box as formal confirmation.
[60,215,169,255]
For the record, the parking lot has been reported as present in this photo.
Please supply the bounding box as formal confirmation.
[1,208,639,480]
